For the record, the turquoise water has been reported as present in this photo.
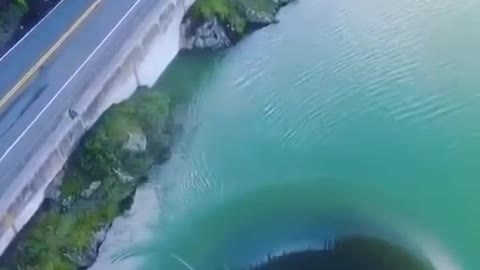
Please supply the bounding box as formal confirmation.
[91,0,480,269]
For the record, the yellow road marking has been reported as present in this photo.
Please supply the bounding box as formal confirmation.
[0,0,104,111]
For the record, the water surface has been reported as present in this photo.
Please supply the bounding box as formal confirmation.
[91,0,480,269]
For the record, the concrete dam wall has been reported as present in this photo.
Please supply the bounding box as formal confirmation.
[0,0,196,255]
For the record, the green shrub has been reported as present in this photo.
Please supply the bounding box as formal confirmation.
[192,0,247,33]
[15,0,28,13]
[0,89,171,269]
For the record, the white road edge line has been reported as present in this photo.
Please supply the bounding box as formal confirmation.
[0,0,143,163]
[0,0,67,62]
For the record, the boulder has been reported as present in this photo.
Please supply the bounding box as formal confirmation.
[45,189,62,202]
[81,181,102,199]
[61,195,74,212]
[182,18,232,50]
[114,168,135,184]
[122,131,147,153]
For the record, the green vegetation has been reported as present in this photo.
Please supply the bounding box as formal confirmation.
[0,0,28,49]
[14,0,28,13]
[191,0,247,33]
[0,1,24,38]
[78,88,170,178]
[0,0,28,25]
[188,0,286,36]
[0,89,172,270]
[0,0,28,13]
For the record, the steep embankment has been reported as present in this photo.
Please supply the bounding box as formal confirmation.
[182,0,295,49]
[0,88,171,270]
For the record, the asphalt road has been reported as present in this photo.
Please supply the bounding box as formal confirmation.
[0,0,160,198]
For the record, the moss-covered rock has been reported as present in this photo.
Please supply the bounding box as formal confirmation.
[0,88,172,270]
[182,0,295,50]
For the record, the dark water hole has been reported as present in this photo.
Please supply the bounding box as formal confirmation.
[246,235,434,270]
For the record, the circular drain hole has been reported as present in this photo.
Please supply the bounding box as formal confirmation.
[249,235,435,270]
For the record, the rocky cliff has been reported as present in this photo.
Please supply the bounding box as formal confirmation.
[181,0,295,50]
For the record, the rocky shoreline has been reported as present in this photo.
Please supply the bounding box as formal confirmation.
[181,0,295,50]
[0,1,294,269]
